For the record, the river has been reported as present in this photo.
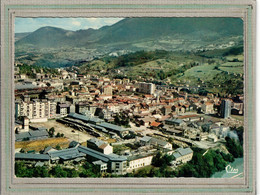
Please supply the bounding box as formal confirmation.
[211,158,244,178]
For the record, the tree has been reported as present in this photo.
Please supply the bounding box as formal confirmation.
[152,152,162,167]
[225,137,243,158]
[79,162,99,177]
[33,166,49,177]
[55,144,61,150]
[152,152,174,167]
[149,168,163,177]
[63,168,79,178]
[114,114,121,125]
[235,126,244,145]
[50,165,67,177]
[114,113,130,127]
[48,127,55,137]
[168,137,174,143]
[15,162,34,177]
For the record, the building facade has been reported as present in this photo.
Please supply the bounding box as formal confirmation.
[102,85,113,96]
[127,154,153,172]
[16,99,57,122]
[139,82,155,95]
[172,147,193,164]
[87,138,113,155]
[220,100,231,118]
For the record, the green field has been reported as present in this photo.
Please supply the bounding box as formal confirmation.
[183,65,221,81]
[220,62,243,67]
[225,54,244,62]
[218,67,244,74]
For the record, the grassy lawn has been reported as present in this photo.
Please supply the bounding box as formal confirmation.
[184,64,221,81]
[134,165,155,174]
[218,66,243,74]
[225,54,244,62]
[15,137,70,152]
[220,62,243,67]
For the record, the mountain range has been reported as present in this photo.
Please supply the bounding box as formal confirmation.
[15,17,243,51]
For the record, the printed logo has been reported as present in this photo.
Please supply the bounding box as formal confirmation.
[225,164,238,174]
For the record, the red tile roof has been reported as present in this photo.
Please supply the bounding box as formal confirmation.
[150,121,162,127]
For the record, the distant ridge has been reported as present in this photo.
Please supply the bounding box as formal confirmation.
[15,17,243,49]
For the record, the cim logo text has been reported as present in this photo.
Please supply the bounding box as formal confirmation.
[225,165,238,174]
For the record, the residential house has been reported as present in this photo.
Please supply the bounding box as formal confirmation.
[201,102,214,114]
[127,154,154,172]
[165,118,185,127]
[172,147,193,164]
[140,136,172,150]
[161,105,172,116]
[87,138,113,155]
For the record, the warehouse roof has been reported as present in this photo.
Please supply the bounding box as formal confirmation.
[15,84,38,90]
[165,118,184,124]
[172,152,182,159]
[93,160,107,166]
[15,132,31,140]
[68,112,104,124]
[68,112,90,122]
[98,122,128,132]
[150,137,169,147]
[77,146,109,162]
[15,153,50,161]
[29,130,49,138]
[175,147,193,156]
[88,138,107,147]
[140,136,152,142]
[68,113,128,133]
[78,146,127,162]
[48,147,85,160]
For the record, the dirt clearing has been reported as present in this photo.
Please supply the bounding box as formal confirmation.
[30,120,94,143]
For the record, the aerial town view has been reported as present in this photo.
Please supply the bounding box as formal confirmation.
[14,17,244,178]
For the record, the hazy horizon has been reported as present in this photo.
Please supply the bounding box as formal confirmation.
[15,17,124,33]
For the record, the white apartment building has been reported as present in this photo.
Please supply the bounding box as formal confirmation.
[17,99,57,122]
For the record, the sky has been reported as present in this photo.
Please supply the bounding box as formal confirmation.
[15,18,124,33]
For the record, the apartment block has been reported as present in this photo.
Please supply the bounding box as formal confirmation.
[16,99,57,122]
[139,82,155,95]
